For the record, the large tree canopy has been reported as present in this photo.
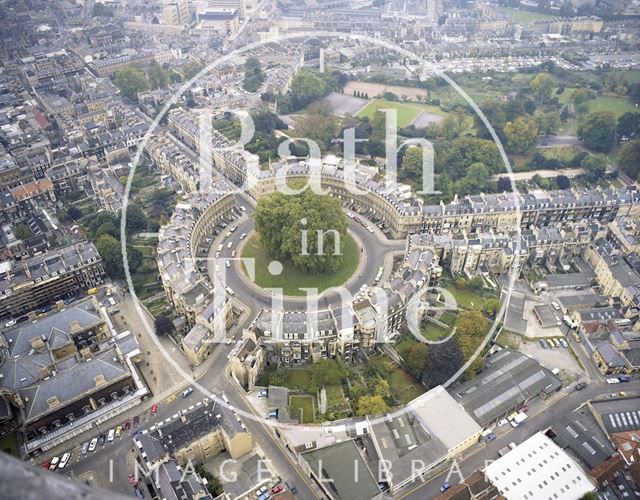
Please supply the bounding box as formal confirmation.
[578,110,617,153]
[254,188,349,273]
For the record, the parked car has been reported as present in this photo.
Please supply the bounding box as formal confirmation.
[81,442,89,455]
[484,433,497,443]
[98,434,106,446]
[575,381,587,391]
[115,426,122,438]
[258,390,268,397]
[539,339,547,349]
[618,376,631,382]
[151,404,158,415]
[182,387,194,398]
[607,378,620,384]
[440,482,451,492]
[49,456,60,471]
[58,452,71,469]
[4,319,16,328]
[284,482,297,494]
[133,416,140,427]
[239,233,247,240]
[124,420,131,430]
[272,484,283,494]
[107,429,115,442]
[558,338,568,348]
[88,437,98,452]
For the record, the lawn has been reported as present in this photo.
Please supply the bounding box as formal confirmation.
[241,233,360,296]
[0,433,19,458]
[286,369,312,391]
[388,368,425,405]
[325,384,346,409]
[495,6,555,24]
[559,88,636,117]
[290,395,316,424]
[443,282,485,310]
[357,99,446,128]
[421,322,450,341]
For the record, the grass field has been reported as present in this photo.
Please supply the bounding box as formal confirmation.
[325,384,346,409]
[286,370,312,391]
[357,99,446,128]
[388,368,425,404]
[290,395,315,424]
[443,282,485,309]
[495,6,555,24]
[421,322,450,341]
[559,88,636,117]
[241,233,360,296]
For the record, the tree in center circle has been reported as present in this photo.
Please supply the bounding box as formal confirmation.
[254,188,349,274]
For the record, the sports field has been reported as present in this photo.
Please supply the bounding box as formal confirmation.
[357,99,446,128]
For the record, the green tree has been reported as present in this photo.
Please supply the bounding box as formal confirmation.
[113,65,149,102]
[482,298,501,318]
[571,88,595,107]
[617,112,640,140]
[504,117,539,153]
[438,137,501,179]
[374,379,391,398]
[146,61,169,89]
[254,188,349,273]
[310,359,344,392]
[293,102,337,152]
[617,139,640,181]
[182,61,202,80]
[155,316,174,336]
[581,154,607,184]
[67,206,82,220]
[578,111,617,153]
[289,70,330,109]
[421,340,464,389]
[355,395,389,416]
[534,110,560,136]
[438,110,473,140]
[476,98,508,138]
[530,73,554,104]
[125,204,148,234]
[14,223,32,240]
[397,340,427,378]
[243,57,264,92]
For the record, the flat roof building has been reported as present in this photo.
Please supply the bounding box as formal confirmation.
[484,432,595,500]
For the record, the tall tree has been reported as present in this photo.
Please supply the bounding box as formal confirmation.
[421,339,464,389]
[504,117,539,153]
[113,65,149,102]
[578,111,617,153]
[617,139,640,181]
[530,73,554,104]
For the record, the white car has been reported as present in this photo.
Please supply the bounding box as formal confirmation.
[239,205,247,212]
[4,319,16,328]
[49,456,60,470]
[227,241,233,249]
[366,225,374,233]
[239,233,247,240]
[607,378,620,384]
[88,437,98,452]
[225,260,231,268]
[346,212,354,218]
[58,452,71,469]
[107,429,115,442]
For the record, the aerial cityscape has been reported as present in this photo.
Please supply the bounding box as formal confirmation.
[0,0,639,499]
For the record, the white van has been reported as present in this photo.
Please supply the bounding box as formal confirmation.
[225,287,234,296]
[607,378,620,384]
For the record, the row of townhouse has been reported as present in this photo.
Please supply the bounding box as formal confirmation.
[167,106,640,238]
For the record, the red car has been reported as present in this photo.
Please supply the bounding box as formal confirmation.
[123,420,131,430]
[272,484,283,494]
[41,460,51,469]
[151,404,158,415]
[128,474,138,487]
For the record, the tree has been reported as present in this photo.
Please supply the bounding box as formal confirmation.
[438,110,473,140]
[421,339,464,389]
[398,341,427,378]
[504,117,539,154]
[534,110,560,137]
[571,88,595,107]
[14,223,32,240]
[578,111,617,153]
[113,65,149,102]
[556,175,571,189]
[289,70,330,109]
[355,395,389,416]
[482,298,501,318]
[374,379,391,398]
[401,146,427,182]
[468,276,484,292]
[195,465,223,496]
[581,154,607,183]
[146,61,169,90]
[309,359,344,392]
[437,137,501,180]
[254,188,349,273]
[617,112,640,140]
[182,61,202,80]
[243,57,264,92]
[155,316,174,336]
[125,204,148,234]
[617,139,640,181]
[476,99,507,138]
[497,177,511,192]
[530,73,554,104]
[293,102,337,152]
[67,206,82,220]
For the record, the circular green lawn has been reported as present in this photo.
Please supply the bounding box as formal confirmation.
[241,232,360,296]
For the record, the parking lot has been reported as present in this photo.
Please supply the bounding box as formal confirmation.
[518,336,583,384]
